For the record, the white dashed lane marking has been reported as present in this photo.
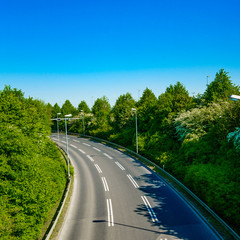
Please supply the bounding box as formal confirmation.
[93,147,101,152]
[94,164,102,173]
[83,143,91,147]
[70,144,77,148]
[127,174,139,188]
[101,177,109,191]
[78,149,85,154]
[115,162,125,170]
[86,155,94,162]
[141,196,158,223]
[104,153,113,159]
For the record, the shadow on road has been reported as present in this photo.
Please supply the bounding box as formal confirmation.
[92,220,162,234]
[133,172,219,240]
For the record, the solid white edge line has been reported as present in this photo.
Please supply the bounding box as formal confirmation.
[141,196,155,222]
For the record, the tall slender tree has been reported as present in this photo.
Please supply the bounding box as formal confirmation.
[203,69,240,103]
[90,96,112,136]
[157,81,192,119]
[78,100,91,113]
[138,88,157,132]
[52,103,61,118]
[61,100,77,116]
[112,93,136,131]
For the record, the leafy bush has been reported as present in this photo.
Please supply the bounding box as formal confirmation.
[184,164,240,228]
[174,101,230,142]
[0,86,67,239]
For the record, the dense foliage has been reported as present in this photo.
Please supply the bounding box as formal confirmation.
[0,86,67,239]
[51,69,240,231]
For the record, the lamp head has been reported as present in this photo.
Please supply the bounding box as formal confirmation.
[230,95,240,101]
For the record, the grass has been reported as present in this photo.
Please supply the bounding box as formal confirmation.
[40,147,74,240]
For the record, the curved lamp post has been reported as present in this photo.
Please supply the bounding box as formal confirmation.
[131,108,138,154]
[65,114,72,178]
[81,110,85,135]
[57,113,61,143]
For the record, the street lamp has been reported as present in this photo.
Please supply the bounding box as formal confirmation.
[206,75,210,86]
[65,114,72,178]
[230,95,240,101]
[57,113,61,143]
[81,110,85,135]
[131,108,138,154]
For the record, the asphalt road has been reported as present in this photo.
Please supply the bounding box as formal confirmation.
[51,133,220,240]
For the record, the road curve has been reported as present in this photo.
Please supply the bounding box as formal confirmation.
[51,134,220,240]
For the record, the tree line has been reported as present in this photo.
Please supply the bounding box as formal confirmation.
[50,69,240,231]
[0,86,67,239]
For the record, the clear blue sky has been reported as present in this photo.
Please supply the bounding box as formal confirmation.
[0,0,239,107]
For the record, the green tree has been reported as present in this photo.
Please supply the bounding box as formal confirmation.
[112,93,136,131]
[157,82,192,118]
[52,103,61,118]
[138,88,157,132]
[203,69,240,103]
[78,100,91,113]
[0,86,67,239]
[61,100,77,116]
[69,101,91,135]
[165,81,192,113]
[153,81,192,133]
[90,96,112,137]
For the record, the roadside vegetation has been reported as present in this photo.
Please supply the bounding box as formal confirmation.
[51,69,240,231]
[0,86,67,239]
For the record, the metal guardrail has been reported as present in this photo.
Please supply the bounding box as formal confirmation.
[67,132,240,240]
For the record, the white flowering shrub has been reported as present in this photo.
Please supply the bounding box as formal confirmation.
[174,102,230,142]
